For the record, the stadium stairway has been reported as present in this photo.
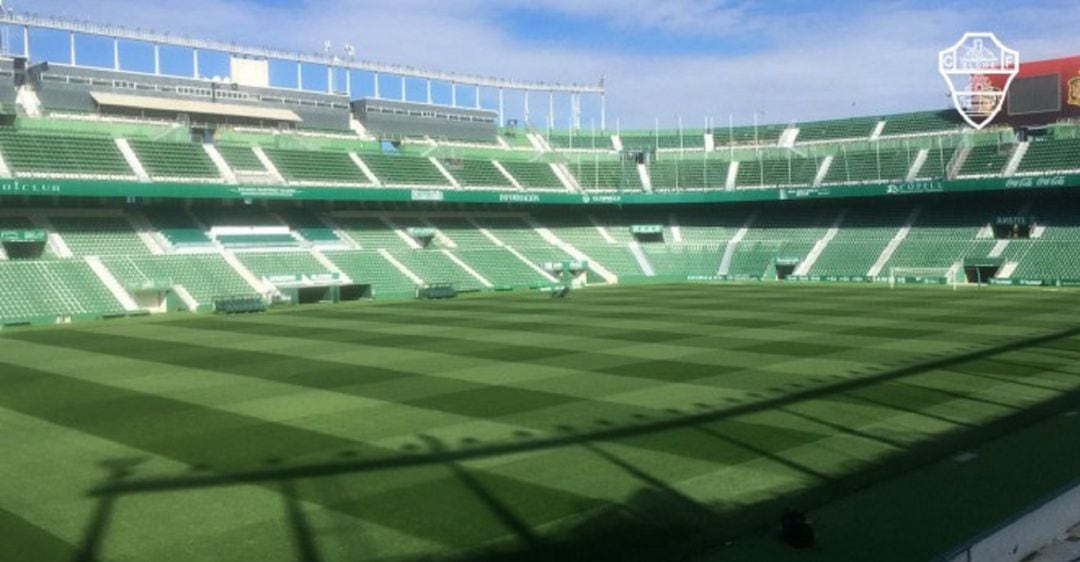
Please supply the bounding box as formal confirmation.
[526,216,619,283]
[28,215,75,258]
[220,250,275,297]
[203,144,239,184]
[463,216,559,282]
[868,206,923,277]
[717,212,758,276]
[84,256,140,312]
[794,208,847,275]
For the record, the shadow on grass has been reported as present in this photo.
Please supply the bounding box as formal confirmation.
[75,325,1080,562]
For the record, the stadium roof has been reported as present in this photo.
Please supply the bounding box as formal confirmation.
[90,92,303,123]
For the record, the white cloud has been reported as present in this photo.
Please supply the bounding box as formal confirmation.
[17,0,1080,128]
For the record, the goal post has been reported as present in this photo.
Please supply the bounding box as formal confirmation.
[889,265,963,290]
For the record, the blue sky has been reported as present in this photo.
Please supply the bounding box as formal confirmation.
[12,0,1080,129]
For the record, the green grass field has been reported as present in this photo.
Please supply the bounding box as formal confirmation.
[2,283,1080,562]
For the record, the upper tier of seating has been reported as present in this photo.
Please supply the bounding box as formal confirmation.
[499,161,564,190]
[650,159,729,190]
[880,112,962,137]
[795,117,880,143]
[1016,137,1080,174]
[0,129,132,177]
[546,132,614,151]
[263,148,368,184]
[360,153,448,186]
[569,160,643,191]
[0,113,1075,195]
[128,140,220,179]
[445,159,510,188]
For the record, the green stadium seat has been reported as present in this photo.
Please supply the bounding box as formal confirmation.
[0,128,133,177]
[359,153,449,187]
[499,161,564,190]
[263,148,369,184]
[50,216,151,257]
[128,140,220,180]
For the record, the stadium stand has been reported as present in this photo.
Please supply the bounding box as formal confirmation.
[824,147,915,184]
[335,216,415,250]
[714,124,787,146]
[650,158,730,190]
[795,117,880,143]
[880,111,963,137]
[567,160,643,191]
[390,249,484,290]
[0,260,124,321]
[323,251,418,297]
[128,140,220,180]
[277,209,345,245]
[546,131,615,151]
[216,145,268,173]
[49,216,151,257]
[0,129,134,177]
[237,252,331,279]
[359,152,449,186]
[142,208,214,246]
[916,144,958,179]
[498,161,565,190]
[621,131,706,151]
[884,205,1000,271]
[444,159,512,189]
[1015,137,1080,174]
[262,148,369,184]
[958,143,1013,177]
[736,155,820,188]
[103,254,257,306]
[808,203,912,277]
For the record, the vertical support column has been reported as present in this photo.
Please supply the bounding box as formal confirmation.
[524,90,530,127]
[153,44,161,76]
[69,32,76,65]
[426,80,432,104]
[571,94,581,131]
[345,69,351,97]
[193,49,200,79]
[498,88,505,127]
[296,59,303,90]
[373,72,380,99]
[113,38,120,71]
[474,85,481,109]
[326,65,333,94]
[400,75,406,102]
[450,82,457,107]
[601,91,607,132]
[22,26,29,59]
[548,91,555,132]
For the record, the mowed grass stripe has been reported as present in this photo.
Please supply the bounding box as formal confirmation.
[0,506,77,562]
[0,360,603,551]
[3,284,1080,561]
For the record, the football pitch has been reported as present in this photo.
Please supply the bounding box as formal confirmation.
[2,283,1080,562]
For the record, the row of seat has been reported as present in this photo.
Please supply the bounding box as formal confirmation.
[2,127,1077,190]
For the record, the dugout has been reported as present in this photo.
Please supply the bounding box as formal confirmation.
[417,283,458,299]
[125,279,184,313]
[1,229,48,259]
[964,258,1005,284]
[408,227,437,248]
[278,284,370,305]
[630,224,665,243]
[992,215,1036,239]
[775,257,801,280]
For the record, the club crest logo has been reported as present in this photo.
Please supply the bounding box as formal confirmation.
[939,33,1019,130]
[1068,73,1080,108]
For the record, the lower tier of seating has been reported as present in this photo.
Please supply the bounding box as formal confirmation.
[4,194,1080,326]
[0,260,125,322]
